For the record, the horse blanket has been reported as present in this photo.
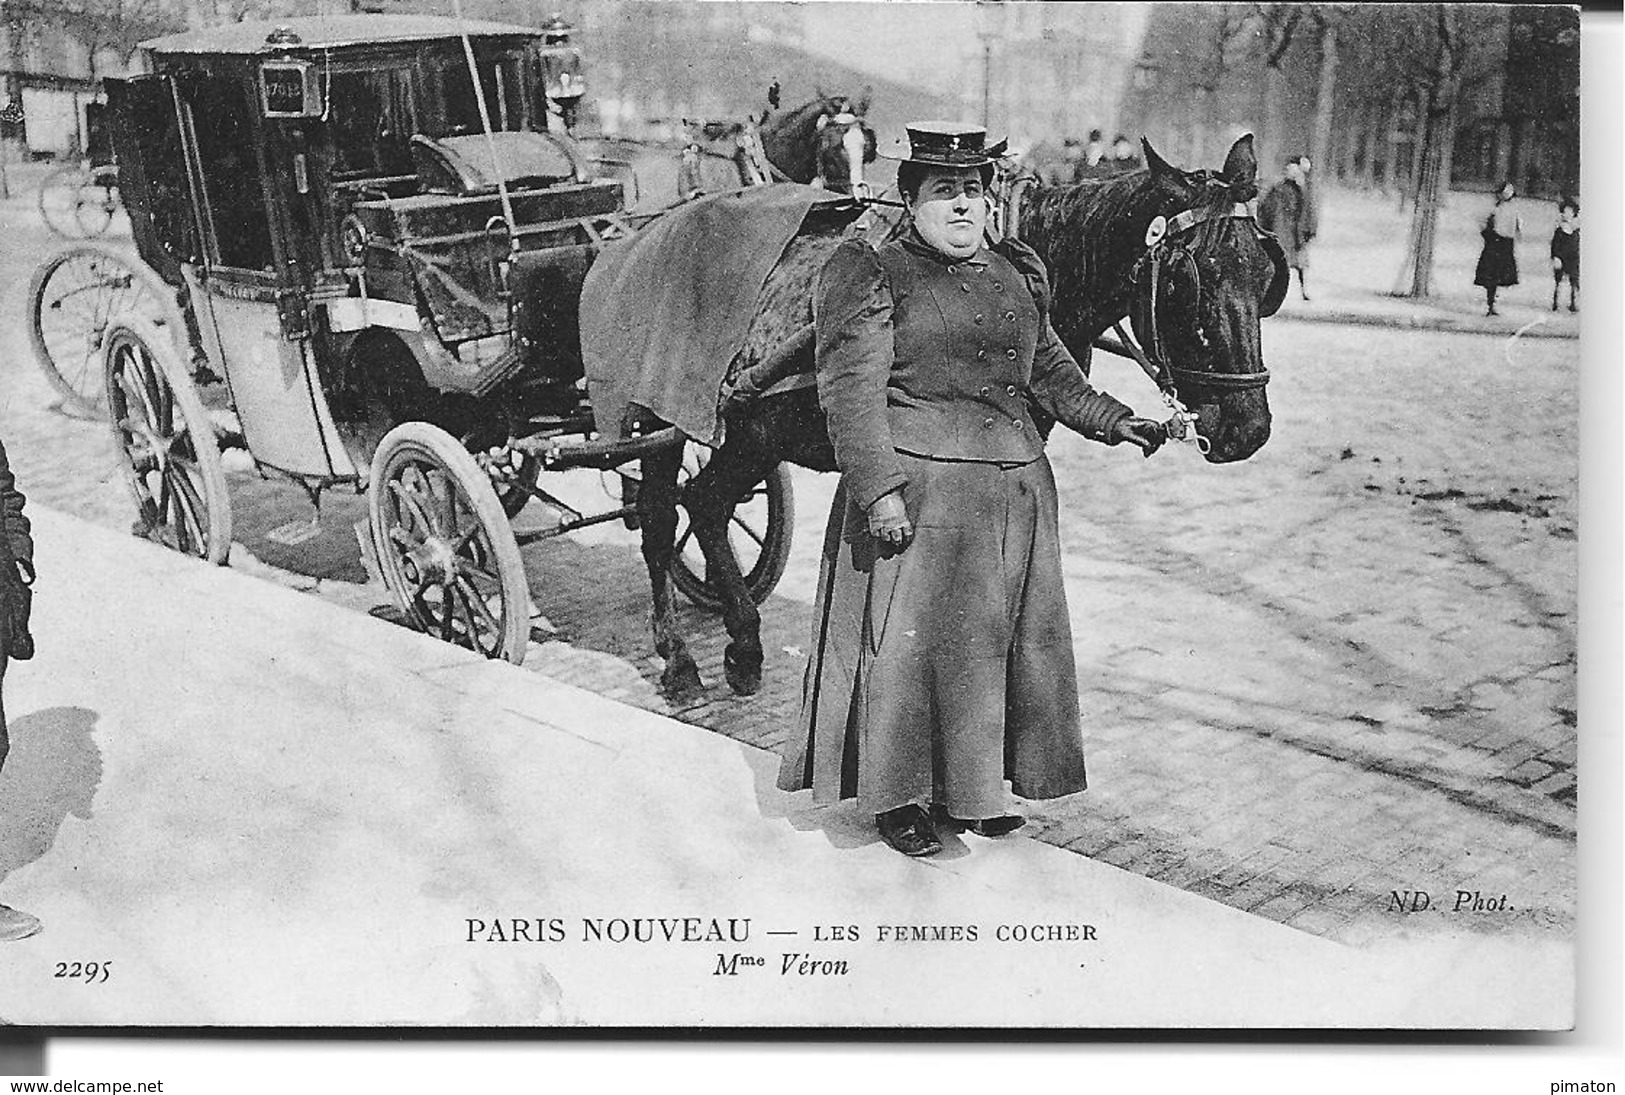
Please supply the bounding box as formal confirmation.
[580,183,854,446]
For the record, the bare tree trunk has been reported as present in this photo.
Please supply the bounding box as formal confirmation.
[1309,20,1337,177]
[1262,63,1286,174]
[1381,90,1403,199]
[1333,99,1358,181]
[1394,95,1458,298]
[1404,88,1432,211]
[1356,100,1380,190]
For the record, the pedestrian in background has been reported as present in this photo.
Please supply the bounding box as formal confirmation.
[1052,136,1083,187]
[1473,181,1521,316]
[1081,128,1106,173]
[1549,197,1578,313]
[1109,133,1140,172]
[1295,154,1320,246]
[778,122,1166,858]
[1259,155,1315,301]
[0,437,40,942]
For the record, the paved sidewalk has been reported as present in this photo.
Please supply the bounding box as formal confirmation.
[0,508,1569,1028]
[1257,186,1581,340]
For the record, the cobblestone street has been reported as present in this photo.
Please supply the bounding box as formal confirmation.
[0,165,1578,949]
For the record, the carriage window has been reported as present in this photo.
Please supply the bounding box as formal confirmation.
[188,82,272,270]
[329,67,417,178]
[439,51,532,136]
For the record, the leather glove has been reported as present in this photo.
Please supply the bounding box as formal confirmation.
[866,490,914,552]
[1112,416,1168,457]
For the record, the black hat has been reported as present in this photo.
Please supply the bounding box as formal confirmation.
[891,121,1007,168]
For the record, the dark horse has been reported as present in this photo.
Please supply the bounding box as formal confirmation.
[676,91,875,199]
[758,91,876,194]
[633,134,1280,696]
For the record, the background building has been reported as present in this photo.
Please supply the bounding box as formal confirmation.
[1117,3,1579,198]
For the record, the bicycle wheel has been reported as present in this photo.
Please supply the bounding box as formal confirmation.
[28,245,191,418]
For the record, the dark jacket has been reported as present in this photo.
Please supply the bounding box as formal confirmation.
[1,438,32,689]
[1550,224,1579,275]
[1258,178,1314,269]
[0,440,31,583]
[814,234,1130,511]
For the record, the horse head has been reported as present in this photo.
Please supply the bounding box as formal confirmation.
[760,91,874,194]
[1123,134,1277,463]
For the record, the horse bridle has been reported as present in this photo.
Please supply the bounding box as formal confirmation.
[1103,198,1282,449]
[1123,199,1278,388]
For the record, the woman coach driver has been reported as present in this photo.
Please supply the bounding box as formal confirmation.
[779,121,1166,858]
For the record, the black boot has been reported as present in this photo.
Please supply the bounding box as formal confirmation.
[876,804,942,857]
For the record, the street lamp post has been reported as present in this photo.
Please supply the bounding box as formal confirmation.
[977,0,1001,131]
[981,35,991,127]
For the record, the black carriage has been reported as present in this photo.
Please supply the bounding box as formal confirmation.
[69,13,790,664]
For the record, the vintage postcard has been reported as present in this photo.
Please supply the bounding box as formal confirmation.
[0,0,1593,1031]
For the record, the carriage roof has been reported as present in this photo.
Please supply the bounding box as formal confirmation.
[139,14,545,58]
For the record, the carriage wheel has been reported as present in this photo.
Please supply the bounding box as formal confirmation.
[103,319,232,565]
[670,443,794,611]
[468,445,542,519]
[73,165,121,238]
[29,244,191,418]
[369,422,531,664]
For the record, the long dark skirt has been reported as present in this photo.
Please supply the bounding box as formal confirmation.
[1474,232,1518,288]
[777,452,1088,818]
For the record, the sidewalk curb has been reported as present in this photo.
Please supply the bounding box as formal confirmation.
[1269,308,1579,339]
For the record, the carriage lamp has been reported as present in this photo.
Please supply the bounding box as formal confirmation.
[538,16,586,106]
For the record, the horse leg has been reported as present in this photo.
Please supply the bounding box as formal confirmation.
[684,442,778,696]
[638,441,703,697]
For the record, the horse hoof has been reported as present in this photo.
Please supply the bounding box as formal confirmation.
[661,660,704,698]
[724,652,763,696]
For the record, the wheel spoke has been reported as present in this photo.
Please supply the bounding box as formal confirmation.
[439,582,457,641]
[452,582,488,651]
[170,457,209,541]
[117,351,159,427]
[389,474,437,537]
[729,513,767,550]
[155,462,174,527]
[424,468,456,535]
[455,575,502,637]
[457,560,501,585]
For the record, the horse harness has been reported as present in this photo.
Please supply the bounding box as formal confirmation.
[1002,175,1282,450]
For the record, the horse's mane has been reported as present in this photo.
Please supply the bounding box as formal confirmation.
[1019,166,1256,345]
[759,97,834,145]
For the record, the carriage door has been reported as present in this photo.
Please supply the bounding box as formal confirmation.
[179,69,357,481]
[105,76,200,288]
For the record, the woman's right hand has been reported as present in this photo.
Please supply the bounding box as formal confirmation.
[867,491,914,552]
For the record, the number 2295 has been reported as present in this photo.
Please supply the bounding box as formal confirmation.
[54,961,111,983]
